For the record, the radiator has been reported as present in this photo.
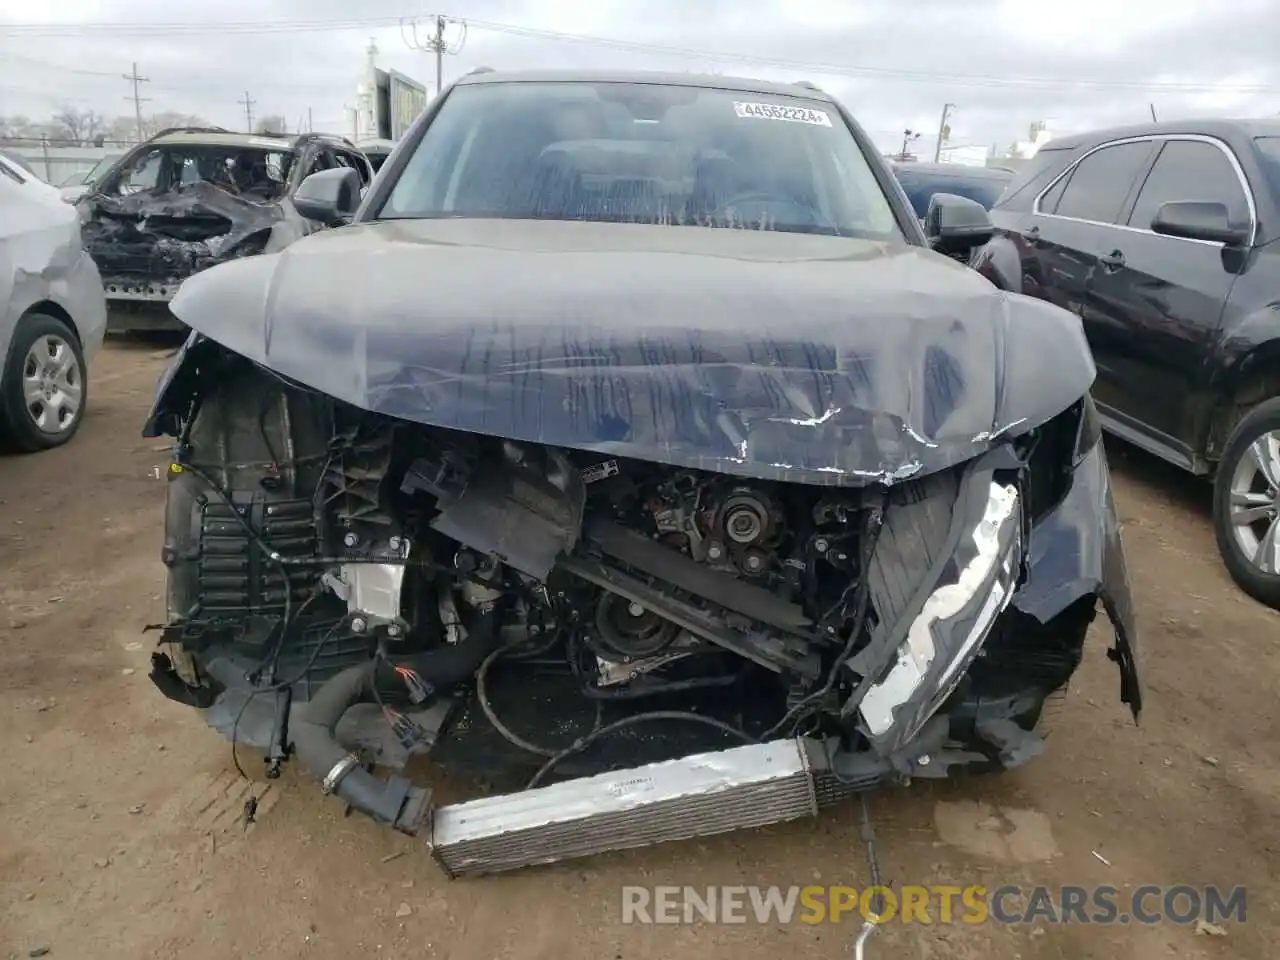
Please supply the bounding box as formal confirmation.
[429,738,830,877]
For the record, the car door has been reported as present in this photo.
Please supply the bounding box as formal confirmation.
[1081,137,1252,462]
[328,147,373,199]
[1028,139,1158,414]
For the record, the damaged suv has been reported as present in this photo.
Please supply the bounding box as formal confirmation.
[143,70,1141,877]
[79,126,372,332]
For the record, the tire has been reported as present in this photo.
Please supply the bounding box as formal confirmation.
[1213,397,1280,609]
[0,312,89,453]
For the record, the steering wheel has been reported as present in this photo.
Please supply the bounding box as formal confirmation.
[710,191,833,230]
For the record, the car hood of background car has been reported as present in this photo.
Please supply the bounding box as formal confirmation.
[166,217,1096,485]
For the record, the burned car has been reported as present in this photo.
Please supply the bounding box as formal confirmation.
[78,127,372,332]
[143,70,1140,877]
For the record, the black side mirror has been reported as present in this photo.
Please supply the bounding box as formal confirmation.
[1151,200,1250,247]
[293,167,361,227]
[925,192,994,254]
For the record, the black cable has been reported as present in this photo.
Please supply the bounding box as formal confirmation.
[525,710,757,790]
[229,615,342,781]
[760,500,887,740]
[476,644,559,758]
[476,617,606,758]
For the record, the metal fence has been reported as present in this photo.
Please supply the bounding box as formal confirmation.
[0,139,135,186]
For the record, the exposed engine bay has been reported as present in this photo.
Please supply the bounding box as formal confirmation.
[146,345,1135,876]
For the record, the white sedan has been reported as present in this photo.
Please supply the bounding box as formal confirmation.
[0,152,108,451]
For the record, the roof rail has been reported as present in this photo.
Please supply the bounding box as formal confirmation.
[466,66,495,75]
[148,125,233,140]
[294,131,356,147]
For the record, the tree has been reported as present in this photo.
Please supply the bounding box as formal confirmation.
[105,115,141,144]
[254,115,287,134]
[0,115,62,146]
[51,106,106,146]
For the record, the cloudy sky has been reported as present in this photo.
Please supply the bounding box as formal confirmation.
[2,0,1277,155]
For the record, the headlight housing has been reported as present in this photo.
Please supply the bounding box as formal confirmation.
[857,479,1023,756]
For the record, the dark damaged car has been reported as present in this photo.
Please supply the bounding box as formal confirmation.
[78,127,372,332]
[142,71,1141,877]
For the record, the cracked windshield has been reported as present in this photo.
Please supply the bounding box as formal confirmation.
[2,3,1278,960]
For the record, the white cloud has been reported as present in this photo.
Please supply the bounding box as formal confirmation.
[2,0,1277,153]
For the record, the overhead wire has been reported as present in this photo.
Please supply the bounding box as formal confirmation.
[2,13,1275,93]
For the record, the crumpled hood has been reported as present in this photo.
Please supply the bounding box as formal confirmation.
[168,218,1096,485]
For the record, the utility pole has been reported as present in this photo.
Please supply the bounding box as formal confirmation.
[308,107,314,133]
[1149,103,1159,122]
[933,103,956,163]
[122,62,151,143]
[404,15,467,98]
[433,15,445,99]
[238,91,256,133]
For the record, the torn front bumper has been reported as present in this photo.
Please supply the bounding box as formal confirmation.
[1012,441,1141,719]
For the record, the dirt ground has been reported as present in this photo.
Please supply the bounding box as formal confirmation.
[2,340,1276,960]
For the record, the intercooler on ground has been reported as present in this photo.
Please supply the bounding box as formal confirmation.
[429,737,856,877]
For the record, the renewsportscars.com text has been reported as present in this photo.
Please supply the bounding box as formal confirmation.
[621,884,1247,926]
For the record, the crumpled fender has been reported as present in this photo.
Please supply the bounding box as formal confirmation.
[1015,441,1141,718]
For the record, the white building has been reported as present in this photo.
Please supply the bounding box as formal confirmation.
[938,144,991,167]
[1008,122,1055,159]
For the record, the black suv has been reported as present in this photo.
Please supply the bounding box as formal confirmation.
[969,120,1280,607]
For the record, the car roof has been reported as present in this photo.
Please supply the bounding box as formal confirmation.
[145,131,354,151]
[892,162,1011,180]
[1043,118,1280,152]
[454,67,838,102]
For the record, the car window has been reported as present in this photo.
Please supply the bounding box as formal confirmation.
[88,155,120,181]
[299,148,333,179]
[1257,137,1280,200]
[1126,140,1251,231]
[380,81,904,241]
[116,149,164,195]
[994,146,1075,212]
[330,150,370,185]
[1037,172,1071,214]
[1048,140,1154,224]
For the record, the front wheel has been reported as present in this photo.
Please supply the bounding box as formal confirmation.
[0,312,89,453]
[1213,397,1280,609]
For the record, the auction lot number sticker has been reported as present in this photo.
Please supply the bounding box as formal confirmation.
[733,101,833,127]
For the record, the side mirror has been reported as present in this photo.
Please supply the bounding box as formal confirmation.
[1151,200,1250,247]
[293,167,362,227]
[925,192,994,254]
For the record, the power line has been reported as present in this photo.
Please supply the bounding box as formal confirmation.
[0,50,120,77]
[403,14,467,98]
[0,52,377,95]
[123,62,150,142]
[3,14,1276,94]
[237,90,256,132]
